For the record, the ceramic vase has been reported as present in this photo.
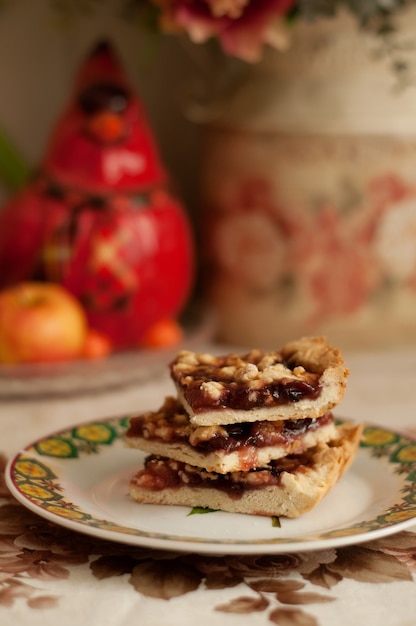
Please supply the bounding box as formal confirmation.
[199,8,416,350]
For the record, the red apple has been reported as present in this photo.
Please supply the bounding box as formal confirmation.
[0,282,88,364]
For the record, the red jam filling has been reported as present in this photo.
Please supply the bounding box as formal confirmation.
[199,414,333,453]
[126,406,333,455]
[133,453,316,500]
[184,379,321,413]
[170,352,322,414]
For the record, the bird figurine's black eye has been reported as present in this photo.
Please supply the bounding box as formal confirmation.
[78,82,129,115]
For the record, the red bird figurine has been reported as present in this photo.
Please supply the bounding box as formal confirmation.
[0,41,194,350]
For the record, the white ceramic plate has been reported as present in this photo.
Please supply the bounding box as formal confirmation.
[6,417,416,554]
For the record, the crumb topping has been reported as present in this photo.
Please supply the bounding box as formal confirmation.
[170,349,322,412]
[126,397,333,453]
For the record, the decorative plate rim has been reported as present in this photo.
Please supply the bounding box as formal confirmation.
[6,417,416,554]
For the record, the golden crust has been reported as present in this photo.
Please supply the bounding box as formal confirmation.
[129,423,363,518]
[281,336,346,374]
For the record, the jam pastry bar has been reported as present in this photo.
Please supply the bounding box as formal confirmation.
[170,336,349,426]
[129,423,363,518]
[125,396,338,474]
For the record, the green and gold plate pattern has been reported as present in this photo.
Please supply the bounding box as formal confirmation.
[6,418,416,554]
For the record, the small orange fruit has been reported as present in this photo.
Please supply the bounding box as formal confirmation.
[140,318,184,349]
[83,329,112,359]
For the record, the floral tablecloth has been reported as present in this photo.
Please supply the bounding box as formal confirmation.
[1,451,416,626]
[1,345,416,626]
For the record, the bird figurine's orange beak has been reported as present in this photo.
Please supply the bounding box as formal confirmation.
[86,110,125,143]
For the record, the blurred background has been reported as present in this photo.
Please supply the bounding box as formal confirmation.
[1,0,416,363]
[0,0,200,216]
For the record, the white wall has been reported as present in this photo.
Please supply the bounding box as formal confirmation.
[0,0,200,218]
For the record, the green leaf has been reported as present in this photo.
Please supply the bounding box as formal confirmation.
[0,128,30,192]
[272,516,281,528]
[187,507,219,516]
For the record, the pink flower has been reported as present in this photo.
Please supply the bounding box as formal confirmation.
[296,203,382,323]
[152,0,295,61]
[212,210,287,289]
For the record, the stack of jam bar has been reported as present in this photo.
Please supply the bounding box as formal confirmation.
[125,336,362,518]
